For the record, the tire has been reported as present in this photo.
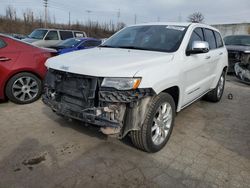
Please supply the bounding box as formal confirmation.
[5,72,42,104]
[204,71,226,102]
[130,93,176,153]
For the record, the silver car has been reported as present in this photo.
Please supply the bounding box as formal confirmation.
[23,28,87,48]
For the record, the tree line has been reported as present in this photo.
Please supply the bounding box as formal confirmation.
[0,6,126,38]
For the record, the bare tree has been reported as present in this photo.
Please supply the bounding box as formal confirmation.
[187,12,205,23]
[5,6,16,20]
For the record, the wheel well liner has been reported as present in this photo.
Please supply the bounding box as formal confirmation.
[161,86,179,109]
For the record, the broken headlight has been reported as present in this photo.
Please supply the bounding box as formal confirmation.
[101,77,141,90]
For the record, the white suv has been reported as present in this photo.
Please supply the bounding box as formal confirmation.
[43,22,228,152]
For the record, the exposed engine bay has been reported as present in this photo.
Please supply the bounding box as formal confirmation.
[42,69,155,138]
[234,52,250,84]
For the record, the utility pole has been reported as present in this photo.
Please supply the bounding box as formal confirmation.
[134,14,137,24]
[69,12,71,28]
[43,0,48,28]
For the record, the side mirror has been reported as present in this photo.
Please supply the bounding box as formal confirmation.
[77,46,85,50]
[187,41,209,55]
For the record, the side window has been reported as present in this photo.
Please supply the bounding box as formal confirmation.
[204,29,217,50]
[45,31,59,40]
[214,31,224,48]
[0,39,6,49]
[93,40,101,46]
[187,28,204,50]
[59,31,73,40]
[74,32,84,38]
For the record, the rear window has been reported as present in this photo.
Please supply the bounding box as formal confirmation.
[214,31,224,48]
[0,39,6,48]
[204,29,217,50]
[59,31,73,40]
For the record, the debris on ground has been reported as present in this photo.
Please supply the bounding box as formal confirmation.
[228,93,233,100]
[22,155,46,166]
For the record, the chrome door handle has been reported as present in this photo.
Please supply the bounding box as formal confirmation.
[219,52,223,55]
[0,57,11,62]
[205,56,211,59]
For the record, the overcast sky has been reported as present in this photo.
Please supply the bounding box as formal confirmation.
[1,0,250,25]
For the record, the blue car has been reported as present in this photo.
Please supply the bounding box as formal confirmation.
[52,37,102,55]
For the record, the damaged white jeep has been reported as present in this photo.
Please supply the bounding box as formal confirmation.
[43,23,228,152]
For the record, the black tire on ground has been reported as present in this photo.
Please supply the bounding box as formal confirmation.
[5,72,42,104]
[130,93,176,153]
[204,71,226,102]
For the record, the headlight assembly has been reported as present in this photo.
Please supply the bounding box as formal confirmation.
[101,77,141,90]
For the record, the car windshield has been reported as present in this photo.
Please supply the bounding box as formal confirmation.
[28,29,48,39]
[101,25,187,53]
[57,38,82,48]
[224,35,250,46]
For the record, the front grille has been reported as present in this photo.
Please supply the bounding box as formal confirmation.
[45,69,103,109]
[228,50,241,63]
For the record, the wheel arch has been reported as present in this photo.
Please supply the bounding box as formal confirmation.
[161,86,180,111]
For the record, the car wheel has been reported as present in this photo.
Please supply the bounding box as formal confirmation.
[204,71,226,102]
[130,93,175,153]
[6,72,42,104]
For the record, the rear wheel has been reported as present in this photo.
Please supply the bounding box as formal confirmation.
[204,71,225,102]
[6,72,42,104]
[130,93,175,153]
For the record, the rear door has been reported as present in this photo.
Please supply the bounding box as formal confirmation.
[0,37,20,64]
[203,28,221,86]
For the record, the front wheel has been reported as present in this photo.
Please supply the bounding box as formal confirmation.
[204,71,226,102]
[130,93,175,153]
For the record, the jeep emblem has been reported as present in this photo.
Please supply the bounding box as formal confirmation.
[60,65,69,71]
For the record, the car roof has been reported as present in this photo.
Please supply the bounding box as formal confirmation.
[134,22,192,27]
[225,35,250,37]
[34,28,85,33]
[128,22,219,32]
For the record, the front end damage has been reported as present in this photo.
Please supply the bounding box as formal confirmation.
[42,69,155,138]
[234,53,250,84]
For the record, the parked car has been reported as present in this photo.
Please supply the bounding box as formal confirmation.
[22,28,87,48]
[224,35,250,73]
[51,37,102,55]
[43,23,228,152]
[0,34,56,104]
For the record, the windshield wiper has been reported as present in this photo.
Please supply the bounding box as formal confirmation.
[116,46,148,50]
[99,45,115,48]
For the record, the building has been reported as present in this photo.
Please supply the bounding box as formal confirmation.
[212,23,250,37]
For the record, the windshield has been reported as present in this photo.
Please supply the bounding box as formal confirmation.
[57,38,82,48]
[101,25,187,52]
[224,35,250,46]
[28,29,48,39]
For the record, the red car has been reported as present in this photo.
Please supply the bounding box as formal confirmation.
[0,34,55,104]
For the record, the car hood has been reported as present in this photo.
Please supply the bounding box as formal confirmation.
[58,47,76,54]
[45,47,174,77]
[22,38,39,43]
[226,45,250,52]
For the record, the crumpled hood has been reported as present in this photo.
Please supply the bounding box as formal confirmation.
[226,45,250,52]
[45,47,174,77]
[22,38,39,43]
